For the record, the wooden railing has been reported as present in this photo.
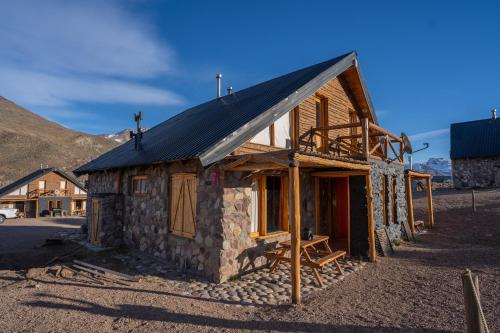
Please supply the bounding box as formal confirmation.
[27,189,71,198]
[301,118,405,163]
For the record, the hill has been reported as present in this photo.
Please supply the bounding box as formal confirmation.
[0,96,118,186]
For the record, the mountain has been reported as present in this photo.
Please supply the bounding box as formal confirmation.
[0,96,119,186]
[411,157,451,176]
[99,128,149,144]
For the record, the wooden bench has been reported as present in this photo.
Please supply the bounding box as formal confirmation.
[414,220,425,232]
[312,250,346,275]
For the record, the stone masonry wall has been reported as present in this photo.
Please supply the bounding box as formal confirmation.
[370,160,407,240]
[87,160,224,282]
[452,157,500,188]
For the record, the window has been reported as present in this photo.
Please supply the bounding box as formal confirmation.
[56,200,62,209]
[131,176,148,195]
[38,180,46,190]
[60,180,67,190]
[74,187,87,195]
[314,96,328,152]
[250,175,289,237]
[170,173,197,238]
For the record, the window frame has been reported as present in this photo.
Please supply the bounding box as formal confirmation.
[251,174,289,238]
[313,95,328,153]
[131,175,148,196]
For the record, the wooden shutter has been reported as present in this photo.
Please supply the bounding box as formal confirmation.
[170,174,197,238]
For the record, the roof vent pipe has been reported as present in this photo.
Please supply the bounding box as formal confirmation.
[492,108,497,120]
[227,86,233,95]
[216,73,222,98]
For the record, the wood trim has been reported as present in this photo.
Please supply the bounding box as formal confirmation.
[382,175,388,226]
[312,171,369,178]
[365,174,376,262]
[314,177,320,233]
[426,177,434,228]
[291,106,300,149]
[258,175,267,236]
[405,174,415,233]
[294,153,371,170]
[269,123,276,147]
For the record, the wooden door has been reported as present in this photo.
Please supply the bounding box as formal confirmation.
[90,199,100,244]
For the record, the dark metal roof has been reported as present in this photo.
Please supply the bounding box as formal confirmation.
[0,168,85,198]
[75,51,375,174]
[450,118,500,159]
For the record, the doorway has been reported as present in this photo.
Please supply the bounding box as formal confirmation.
[316,177,349,253]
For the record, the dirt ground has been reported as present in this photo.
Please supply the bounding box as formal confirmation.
[0,189,498,332]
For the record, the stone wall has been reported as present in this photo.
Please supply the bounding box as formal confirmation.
[87,193,124,248]
[87,160,224,282]
[370,160,407,240]
[452,157,500,188]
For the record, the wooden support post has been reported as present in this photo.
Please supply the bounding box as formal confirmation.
[383,135,388,160]
[472,190,476,213]
[462,269,488,333]
[406,175,415,233]
[365,174,376,262]
[361,118,369,159]
[425,176,434,228]
[289,159,301,304]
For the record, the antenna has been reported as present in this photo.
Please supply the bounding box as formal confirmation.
[130,111,143,151]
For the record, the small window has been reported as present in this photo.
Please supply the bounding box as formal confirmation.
[60,180,67,190]
[56,200,62,209]
[38,180,46,190]
[250,175,289,237]
[131,176,148,195]
[314,96,328,152]
[170,174,197,238]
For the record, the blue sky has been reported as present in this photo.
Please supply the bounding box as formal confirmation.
[1,0,499,162]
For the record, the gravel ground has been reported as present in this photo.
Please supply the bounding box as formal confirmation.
[0,189,498,332]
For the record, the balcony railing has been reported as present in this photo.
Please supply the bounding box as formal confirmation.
[27,189,71,199]
[300,118,405,163]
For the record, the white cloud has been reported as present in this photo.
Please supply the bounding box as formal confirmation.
[0,1,184,108]
[0,67,184,107]
[0,1,172,78]
[409,128,450,141]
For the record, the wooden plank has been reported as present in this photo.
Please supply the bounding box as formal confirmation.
[289,160,301,304]
[368,122,403,142]
[426,177,434,228]
[74,260,139,281]
[361,118,369,159]
[312,171,368,177]
[295,153,370,170]
[223,157,251,170]
[365,174,376,262]
[375,227,393,256]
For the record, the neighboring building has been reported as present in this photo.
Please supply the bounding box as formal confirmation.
[75,52,410,283]
[0,167,87,217]
[450,110,500,188]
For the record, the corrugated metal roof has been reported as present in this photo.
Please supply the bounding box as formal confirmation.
[75,51,373,174]
[450,118,500,159]
[0,168,85,198]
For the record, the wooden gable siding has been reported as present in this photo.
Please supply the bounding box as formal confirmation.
[234,75,359,155]
[296,76,358,150]
[2,171,85,199]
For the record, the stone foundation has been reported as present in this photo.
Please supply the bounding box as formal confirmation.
[452,157,500,188]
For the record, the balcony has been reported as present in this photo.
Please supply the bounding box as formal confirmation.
[300,118,405,163]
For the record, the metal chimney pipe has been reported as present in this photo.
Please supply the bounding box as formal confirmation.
[492,108,497,120]
[216,73,222,98]
[227,86,233,95]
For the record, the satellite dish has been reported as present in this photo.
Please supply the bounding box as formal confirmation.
[401,132,413,154]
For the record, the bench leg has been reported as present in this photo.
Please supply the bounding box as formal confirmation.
[269,258,281,273]
[334,259,344,275]
[312,267,324,288]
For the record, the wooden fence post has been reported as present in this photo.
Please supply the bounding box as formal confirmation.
[462,269,488,333]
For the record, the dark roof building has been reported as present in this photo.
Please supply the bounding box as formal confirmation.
[450,111,500,188]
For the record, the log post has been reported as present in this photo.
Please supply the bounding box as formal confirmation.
[472,190,476,212]
[462,269,487,333]
[425,176,434,228]
[361,117,370,160]
[406,174,415,233]
[289,158,301,304]
[365,174,376,262]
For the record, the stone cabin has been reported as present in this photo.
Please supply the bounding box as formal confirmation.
[75,52,410,283]
[450,110,500,188]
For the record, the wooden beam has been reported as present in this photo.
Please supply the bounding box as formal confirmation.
[369,141,381,156]
[295,153,370,170]
[223,157,251,170]
[425,177,434,228]
[361,118,369,159]
[368,123,403,142]
[405,175,415,233]
[387,139,400,161]
[228,164,287,171]
[315,122,361,131]
[252,155,289,168]
[312,171,369,178]
[365,174,376,262]
[289,159,301,304]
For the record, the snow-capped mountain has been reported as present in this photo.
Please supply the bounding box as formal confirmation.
[409,157,451,176]
[100,128,149,144]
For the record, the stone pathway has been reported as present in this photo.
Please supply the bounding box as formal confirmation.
[184,258,366,306]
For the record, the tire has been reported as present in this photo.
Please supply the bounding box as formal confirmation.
[0,215,5,224]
